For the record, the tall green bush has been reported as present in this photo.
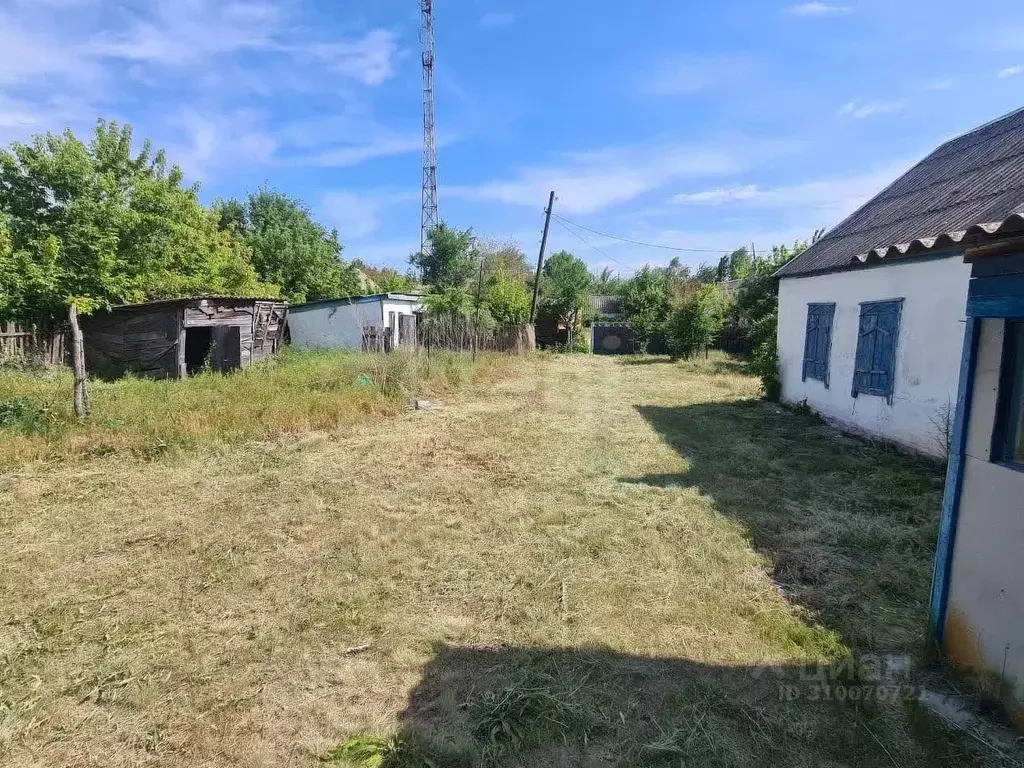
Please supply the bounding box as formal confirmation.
[620,267,669,352]
[666,284,727,359]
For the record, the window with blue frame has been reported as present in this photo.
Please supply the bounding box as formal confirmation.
[852,299,904,403]
[802,303,835,387]
[994,320,1024,467]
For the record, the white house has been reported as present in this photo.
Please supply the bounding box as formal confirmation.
[287,293,423,351]
[776,107,1024,458]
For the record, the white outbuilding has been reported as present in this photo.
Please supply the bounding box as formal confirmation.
[287,293,424,351]
[775,108,1024,458]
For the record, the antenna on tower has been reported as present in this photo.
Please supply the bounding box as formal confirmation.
[420,0,438,259]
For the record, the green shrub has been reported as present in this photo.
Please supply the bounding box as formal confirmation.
[665,284,726,359]
[0,396,53,434]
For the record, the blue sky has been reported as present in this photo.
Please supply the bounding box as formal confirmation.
[2,0,1023,275]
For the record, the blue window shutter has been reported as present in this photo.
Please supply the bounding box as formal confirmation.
[803,303,835,387]
[852,299,903,402]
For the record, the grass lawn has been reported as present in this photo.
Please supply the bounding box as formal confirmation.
[0,352,1002,766]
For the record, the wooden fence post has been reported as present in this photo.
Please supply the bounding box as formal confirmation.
[69,303,91,419]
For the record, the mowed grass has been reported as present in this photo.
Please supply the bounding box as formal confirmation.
[0,352,994,766]
[0,348,509,466]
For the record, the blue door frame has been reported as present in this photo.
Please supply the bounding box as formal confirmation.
[929,253,1024,643]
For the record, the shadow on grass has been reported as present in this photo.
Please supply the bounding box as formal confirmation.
[627,401,945,652]
[325,403,980,767]
[617,356,676,366]
[328,644,975,768]
[617,356,751,376]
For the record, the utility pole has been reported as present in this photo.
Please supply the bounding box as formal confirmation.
[473,255,485,360]
[530,190,555,324]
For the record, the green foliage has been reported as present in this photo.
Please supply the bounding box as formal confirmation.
[410,223,477,291]
[0,396,52,435]
[541,250,591,333]
[350,261,418,294]
[733,239,810,399]
[484,274,531,326]
[0,121,273,324]
[592,265,624,294]
[479,239,532,285]
[422,286,475,319]
[666,283,727,359]
[324,733,436,768]
[728,247,752,279]
[620,267,670,351]
[223,188,361,304]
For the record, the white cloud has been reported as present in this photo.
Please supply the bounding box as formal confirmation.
[480,12,515,30]
[838,99,905,119]
[641,56,749,96]
[786,2,853,16]
[669,163,911,224]
[0,13,98,86]
[304,30,399,87]
[448,141,752,215]
[320,192,387,239]
[923,78,955,91]
[89,1,285,67]
[320,190,417,240]
[168,109,277,181]
[998,65,1024,78]
[672,185,760,205]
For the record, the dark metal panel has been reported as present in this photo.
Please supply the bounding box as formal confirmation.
[970,253,1024,277]
[592,324,635,355]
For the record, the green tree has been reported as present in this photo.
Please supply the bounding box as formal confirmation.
[620,266,670,351]
[0,121,271,324]
[666,283,727,359]
[541,250,591,338]
[693,262,719,283]
[350,260,419,294]
[227,188,361,304]
[410,223,477,291]
[728,247,751,280]
[478,238,531,285]
[484,274,531,326]
[733,239,809,399]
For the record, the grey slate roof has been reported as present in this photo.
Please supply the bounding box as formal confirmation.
[777,107,1024,278]
[588,294,623,316]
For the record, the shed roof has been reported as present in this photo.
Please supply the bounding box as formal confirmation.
[588,295,623,315]
[289,293,424,311]
[104,296,285,311]
[777,107,1024,278]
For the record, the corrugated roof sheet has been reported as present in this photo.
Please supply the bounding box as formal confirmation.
[588,295,622,315]
[778,107,1024,277]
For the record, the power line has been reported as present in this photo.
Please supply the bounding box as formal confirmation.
[551,213,738,255]
[551,216,633,274]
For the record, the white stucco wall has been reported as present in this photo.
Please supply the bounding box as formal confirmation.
[946,318,1024,716]
[288,300,384,350]
[381,299,420,343]
[778,254,972,457]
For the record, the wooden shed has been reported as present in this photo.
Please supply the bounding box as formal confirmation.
[80,297,287,379]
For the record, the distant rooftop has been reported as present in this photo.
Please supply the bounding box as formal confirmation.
[290,293,424,311]
[778,107,1024,278]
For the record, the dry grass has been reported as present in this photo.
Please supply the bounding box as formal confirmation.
[0,348,508,466]
[0,352,997,766]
